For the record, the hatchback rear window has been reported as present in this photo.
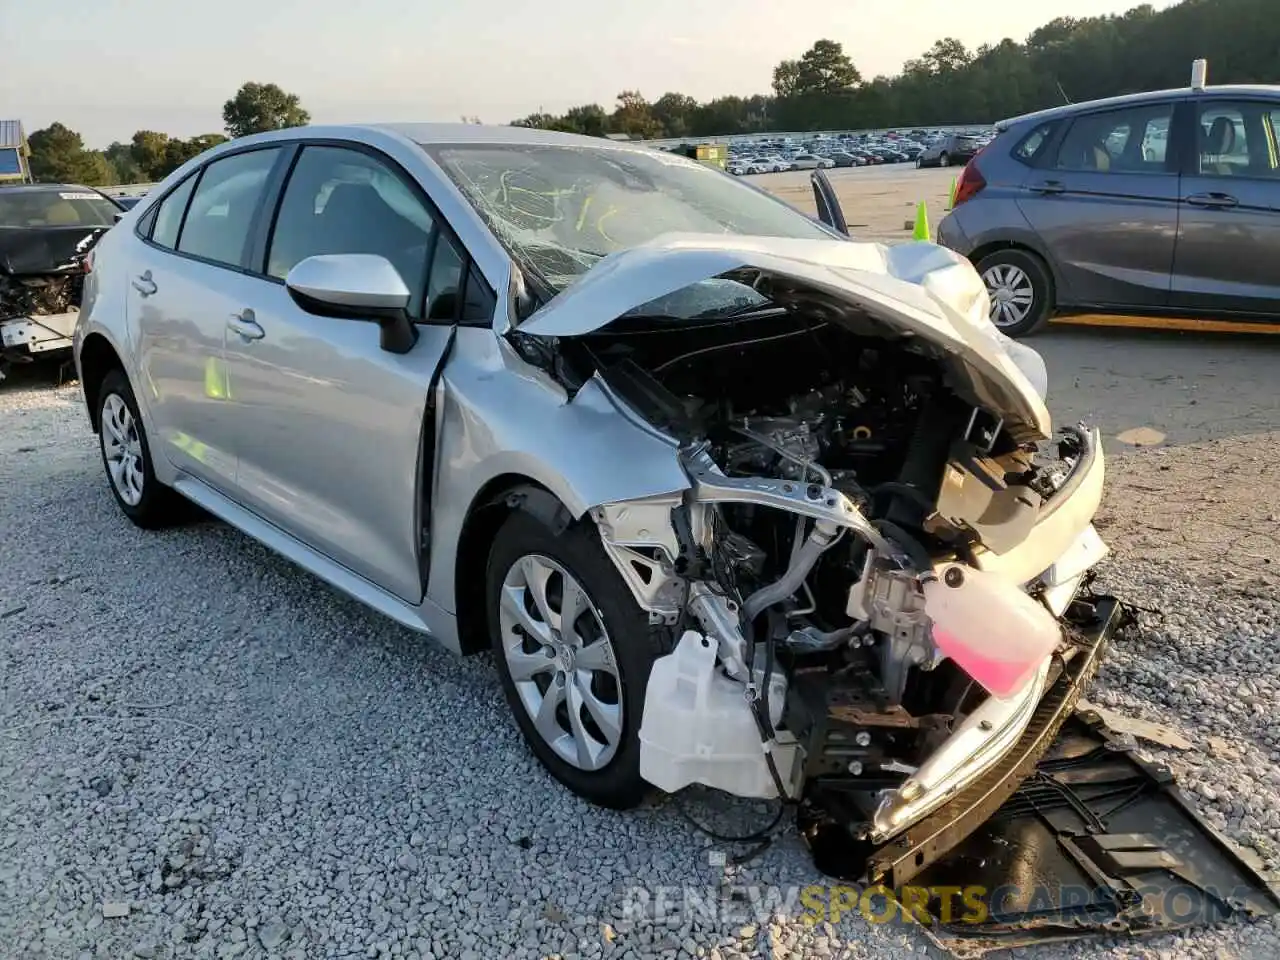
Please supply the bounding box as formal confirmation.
[1012,123,1056,165]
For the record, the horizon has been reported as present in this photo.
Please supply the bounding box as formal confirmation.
[4,0,1178,148]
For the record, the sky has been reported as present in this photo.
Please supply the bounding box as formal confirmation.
[2,0,1177,148]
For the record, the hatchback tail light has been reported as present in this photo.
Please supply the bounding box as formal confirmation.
[952,160,987,208]
[83,249,95,274]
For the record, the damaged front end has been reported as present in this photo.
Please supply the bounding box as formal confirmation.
[0,220,109,373]
[517,235,1125,876]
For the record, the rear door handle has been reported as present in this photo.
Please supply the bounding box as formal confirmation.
[1030,180,1066,195]
[1185,192,1238,208]
[227,309,265,341]
[131,271,157,297]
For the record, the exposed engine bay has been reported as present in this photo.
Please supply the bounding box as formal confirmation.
[0,220,107,373]
[537,297,1112,869]
[0,272,83,321]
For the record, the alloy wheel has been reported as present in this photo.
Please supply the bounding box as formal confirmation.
[101,393,145,506]
[982,263,1037,330]
[498,554,623,771]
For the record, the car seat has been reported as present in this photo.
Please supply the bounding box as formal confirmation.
[44,200,83,225]
[1060,138,1112,172]
[1202,116,1237,175]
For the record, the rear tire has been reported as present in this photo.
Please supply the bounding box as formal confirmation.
[96,368,190,528]
[976,249,1055,338]
[486,509,670,809]
[939,152,951,168]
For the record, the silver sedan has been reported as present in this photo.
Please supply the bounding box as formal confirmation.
[74,125,1113,853]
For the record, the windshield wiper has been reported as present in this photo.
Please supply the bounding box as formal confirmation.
[689,303,790,321]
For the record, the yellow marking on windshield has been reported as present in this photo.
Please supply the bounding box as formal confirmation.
[595,205,620,245]
[576,195,593,232]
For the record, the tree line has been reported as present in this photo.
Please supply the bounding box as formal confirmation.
[515,0,1278,137]
[26,82,310,186]
[23,0,1280,186]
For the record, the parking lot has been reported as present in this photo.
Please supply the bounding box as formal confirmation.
[2,168,1280,960]
[750,164,960,243]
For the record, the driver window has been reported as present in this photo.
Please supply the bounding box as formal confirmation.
[267,146,435,316]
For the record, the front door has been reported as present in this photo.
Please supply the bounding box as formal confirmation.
[811,169,849,236]
[131,147,283,492]
[222,143,465,602]
[1169,98,1280,316]
[1016,99,1180,310]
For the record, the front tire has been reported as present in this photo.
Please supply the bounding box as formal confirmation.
[486,509,669,809]
[977,249,1055,338]
[96,368,188,528]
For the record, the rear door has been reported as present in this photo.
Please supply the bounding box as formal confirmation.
[1016,99,1179,310]
[1169,97,1280,316]
[130,147,284,492]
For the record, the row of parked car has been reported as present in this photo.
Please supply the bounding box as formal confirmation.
[722,129,995,175]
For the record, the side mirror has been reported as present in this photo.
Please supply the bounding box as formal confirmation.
[285,254,418,354]
[113,211,126,223]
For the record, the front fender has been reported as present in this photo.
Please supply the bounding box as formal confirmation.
[426,329,690,615]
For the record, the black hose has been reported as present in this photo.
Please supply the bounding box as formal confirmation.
[874,519,933,572]
[673,790,787,851]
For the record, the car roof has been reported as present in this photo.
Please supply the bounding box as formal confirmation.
[373,122,650,152]
[997,84,1280,131]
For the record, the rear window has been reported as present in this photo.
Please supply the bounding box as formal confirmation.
[0,190,119,228]
[1012,123,1056,165]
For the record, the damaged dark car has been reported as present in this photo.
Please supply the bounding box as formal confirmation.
[1,183,122,377]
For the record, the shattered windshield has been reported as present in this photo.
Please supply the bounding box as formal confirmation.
[0,190,119,229]
[423,142,833,297]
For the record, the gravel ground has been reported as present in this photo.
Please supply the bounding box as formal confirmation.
[2,347,1279,960]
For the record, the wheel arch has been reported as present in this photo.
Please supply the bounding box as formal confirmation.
[78,332,126,433]
[454,474,574,656]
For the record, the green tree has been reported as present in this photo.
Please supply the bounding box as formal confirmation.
[158,134,229,178]
[651,93,700,138]
[105,142,143,184]
[564,104,610,137]
[27,123,115,185]
[222,82,310,138]
[772,60,802,99]
[130,130,172,180]
[793,39,861,95]
[610,91,662,139]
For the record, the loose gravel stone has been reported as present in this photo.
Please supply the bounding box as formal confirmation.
[2,368,1279,960]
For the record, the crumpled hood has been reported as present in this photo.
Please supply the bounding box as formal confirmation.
[518,234,1052,440]
[0,226,109,276]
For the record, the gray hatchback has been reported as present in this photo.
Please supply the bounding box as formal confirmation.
[937,84,1280,336]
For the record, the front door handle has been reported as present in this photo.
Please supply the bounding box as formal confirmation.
[227,309,265,341]
[1185,192,1239,208]
[1030,180,1066,195]
[131,271,157,297]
